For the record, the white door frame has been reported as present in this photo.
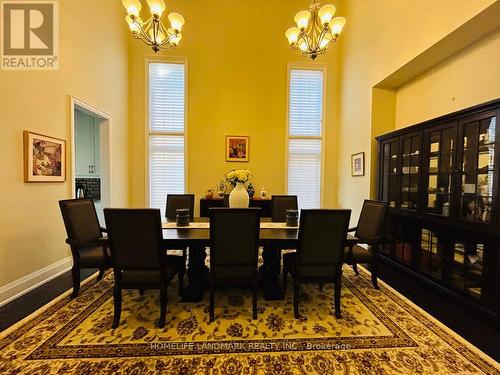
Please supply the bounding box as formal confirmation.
[69,96,114,207]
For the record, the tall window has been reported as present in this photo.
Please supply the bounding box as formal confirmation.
[287,67,325,209]
[148,62,186,216]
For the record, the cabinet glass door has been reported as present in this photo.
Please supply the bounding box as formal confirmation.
[400,134,420,210]
[459,116,496,223]
[382,139,400,208]
[425,125,456,216]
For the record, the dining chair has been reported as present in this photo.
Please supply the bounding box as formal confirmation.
[59,198,109,298]
[283,209,351,319]
[344,200,387,289]
[208,207,261,322]
[271,195,298,222]
[165,194,195,221]
[104,208,184,328]
[165,194,193,283]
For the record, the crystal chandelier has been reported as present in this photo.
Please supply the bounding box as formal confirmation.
[122,0,185,53]
[285,0,346,60]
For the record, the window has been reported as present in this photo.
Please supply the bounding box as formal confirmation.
[287,67,325,209]
[148,62,186,216]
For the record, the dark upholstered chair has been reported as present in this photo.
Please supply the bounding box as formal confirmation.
[283,209,351,319]
[165,194,193,279]
[59,199,109,298]
[271,195,298,222]
[104,208,184,328]
[209,208,260,322]
[344,200,387,289]
[165,194,195,221]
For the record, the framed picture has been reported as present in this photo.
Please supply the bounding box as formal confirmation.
[226,135,249,162]
[351,152,365,177]
[24,131,66,182]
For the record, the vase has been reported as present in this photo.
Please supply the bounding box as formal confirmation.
[229,182,249,208]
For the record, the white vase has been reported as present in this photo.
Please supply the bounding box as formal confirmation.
[229,182,249,208]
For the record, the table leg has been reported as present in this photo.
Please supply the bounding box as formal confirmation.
[260,245,285,300]
[182,244,209,302]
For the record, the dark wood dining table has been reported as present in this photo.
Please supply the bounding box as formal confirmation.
[162,218,358,302]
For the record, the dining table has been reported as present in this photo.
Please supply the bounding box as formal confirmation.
[162,217,359,302]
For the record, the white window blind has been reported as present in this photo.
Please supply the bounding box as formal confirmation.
[287,68,324,209]
[148,62,186,216]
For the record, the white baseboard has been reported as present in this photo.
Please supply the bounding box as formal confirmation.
[0,257,73,307]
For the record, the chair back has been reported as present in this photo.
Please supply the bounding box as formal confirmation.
[296,209,351,275]
[166,194,195,221]
[59,199,101,245]
[271,195,298,222]
[209,208,260,276]
[104,208,163,270]
[355,200,387,243]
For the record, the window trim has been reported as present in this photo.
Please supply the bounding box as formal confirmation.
[145,56,188,208]
[285,63,327,208]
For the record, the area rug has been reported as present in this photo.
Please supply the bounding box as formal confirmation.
[1,267,499,374]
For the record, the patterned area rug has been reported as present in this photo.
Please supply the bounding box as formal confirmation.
[1,267,499,374]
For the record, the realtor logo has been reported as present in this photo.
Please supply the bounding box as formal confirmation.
[1,1,59,70]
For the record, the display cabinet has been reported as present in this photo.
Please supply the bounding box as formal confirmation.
[376,99,500,321]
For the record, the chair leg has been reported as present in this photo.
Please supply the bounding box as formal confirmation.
[293,279,300,319]
[209,287,215,323]
[318,283,324,291]
[139,289,145,296]
[252,284,257,320]
[71,266,80,298]
[112,285,122,328]
[334,271,342,319]
[282,267,288,292]
[371,256,379,289]
[159,285,167,328]
[352,263,359,275]
[97,268,105,281]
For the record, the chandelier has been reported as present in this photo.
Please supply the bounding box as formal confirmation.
[285,0,346,60]
[122,0,185,53]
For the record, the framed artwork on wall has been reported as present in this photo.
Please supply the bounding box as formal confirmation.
[351,152,365,177]
[24,131,66,182]
[226,135,249,162]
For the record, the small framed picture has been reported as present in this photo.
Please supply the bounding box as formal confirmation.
[24,131,66,182]
[226,136,249,162]
[351,152,365,177]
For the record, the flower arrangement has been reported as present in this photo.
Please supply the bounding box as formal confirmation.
[226,169,252,186]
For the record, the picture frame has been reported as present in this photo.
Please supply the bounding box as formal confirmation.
[351,152,365,177]
[24,131,66,182]
[226,135,249,162]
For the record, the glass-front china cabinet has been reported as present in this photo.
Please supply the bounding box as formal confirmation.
[377,99,500,322]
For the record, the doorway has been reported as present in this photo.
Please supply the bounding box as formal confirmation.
[70,96,113,225]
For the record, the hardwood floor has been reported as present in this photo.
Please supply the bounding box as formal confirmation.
[0,264,498,362]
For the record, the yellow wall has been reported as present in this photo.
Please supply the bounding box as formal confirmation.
[395,29,500,129]
[0,0,129,287]
[128,0,343,214]
[337,0,497,223]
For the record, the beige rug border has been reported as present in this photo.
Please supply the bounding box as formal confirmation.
[0,271,100,338]
[357,265,500,369]
[1,266,498,369]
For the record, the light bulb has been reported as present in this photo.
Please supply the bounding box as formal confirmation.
[294,10,310,29]
[299,40,308,52]
[318,4,336,25]
[122,0,141,17]
[147,0,166,17]
[285,27,300,45]
[168,13,185,31]
[125,15,141,33]
[319,33,332,49]
[331,17,346,35]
